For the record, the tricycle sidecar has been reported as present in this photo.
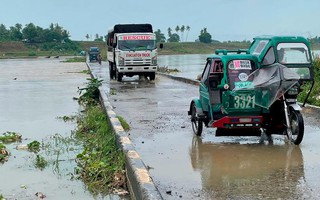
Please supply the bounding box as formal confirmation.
[189,36,314,145]
[189,53,265,137]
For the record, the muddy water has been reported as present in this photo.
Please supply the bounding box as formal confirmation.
[96,55,320,199]
[158,51,320,80]
[0,59,122,199]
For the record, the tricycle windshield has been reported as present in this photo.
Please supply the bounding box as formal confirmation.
[277,43,310,64]
[227,60,256,90]
[277,43,311,79]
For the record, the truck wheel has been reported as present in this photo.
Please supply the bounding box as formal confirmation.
[116,70,123,82]
[149,72,155,81]
[109,63,115,79]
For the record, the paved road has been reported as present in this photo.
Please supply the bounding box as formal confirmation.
[91,62,320,200]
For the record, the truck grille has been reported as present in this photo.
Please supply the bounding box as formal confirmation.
[125,59,151,66]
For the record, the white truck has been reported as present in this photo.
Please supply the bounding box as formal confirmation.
[107,24,161,81]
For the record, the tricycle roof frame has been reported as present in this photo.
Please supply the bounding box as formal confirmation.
[206,53,259,64]
[252,35,310,44]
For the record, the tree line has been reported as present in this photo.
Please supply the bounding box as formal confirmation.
[0,23,70,43]
[0,23,81,52]
[154,25,213,43]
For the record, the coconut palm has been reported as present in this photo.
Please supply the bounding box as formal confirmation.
[167,27,172,37]
[186,26,190,41]
[175,25,180,34]
[180,25,185,42]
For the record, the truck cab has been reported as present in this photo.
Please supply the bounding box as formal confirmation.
[88,47,100,62]
[107,24,158,82]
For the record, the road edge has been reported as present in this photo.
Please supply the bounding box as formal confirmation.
[86,62,163,200]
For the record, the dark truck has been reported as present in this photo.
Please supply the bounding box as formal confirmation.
[88,47,100,62]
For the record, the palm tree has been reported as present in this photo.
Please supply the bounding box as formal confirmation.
[186,26,190,41]
[167,27,172,37]
[180,25,185,42]
[175,25,180,34]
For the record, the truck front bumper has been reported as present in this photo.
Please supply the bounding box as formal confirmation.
[117,66,157,73]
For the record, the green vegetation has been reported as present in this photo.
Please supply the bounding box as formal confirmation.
[35,154,48,170]
[57,115,77,122]
[199,28,212,43]
[298,57,320,106]
[75,78,127,194]
[109,88,117,95]
[75,104,126,194]
[0,193,4,200]
[62,56,86,63]
[80,69,91,74]
[116,116,130,131]
[0,131,22,143]
[158,41,251,55]
[0,23,81,58]
[27,140,41,153]
[78,78,103,105]
[0,143,9,162]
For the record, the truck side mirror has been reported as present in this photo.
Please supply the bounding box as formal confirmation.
[112,43,117,48]
[159,43,164,49]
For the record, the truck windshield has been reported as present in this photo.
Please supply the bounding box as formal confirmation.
[118,40,156,51]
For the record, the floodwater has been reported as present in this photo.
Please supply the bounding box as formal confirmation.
[0,58,123,200]
[158,50,320,80]
[95,54,320,200]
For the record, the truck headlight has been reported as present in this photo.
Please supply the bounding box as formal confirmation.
[152,55,157,65]
[118,55,124,66]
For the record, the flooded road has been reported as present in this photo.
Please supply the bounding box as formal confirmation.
[95,55,320,199]
[2,56,320,199]
[0,58,121,199]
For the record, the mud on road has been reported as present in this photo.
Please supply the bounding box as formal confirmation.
[95,61,320,200]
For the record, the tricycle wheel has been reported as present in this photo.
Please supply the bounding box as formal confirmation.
[191,103,203,136]
[286,109,304,145]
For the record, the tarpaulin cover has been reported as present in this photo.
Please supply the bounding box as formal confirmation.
[235,63,300,108]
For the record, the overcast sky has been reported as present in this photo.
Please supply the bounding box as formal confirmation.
[0,0,319,42]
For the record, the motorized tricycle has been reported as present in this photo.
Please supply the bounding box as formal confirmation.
[188,36,314,145]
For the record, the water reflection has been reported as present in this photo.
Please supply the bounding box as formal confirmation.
[190,137,306,199]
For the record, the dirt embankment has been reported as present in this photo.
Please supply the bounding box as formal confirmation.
[0,42,29,53]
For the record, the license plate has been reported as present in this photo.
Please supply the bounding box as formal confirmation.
[239,118,252,123]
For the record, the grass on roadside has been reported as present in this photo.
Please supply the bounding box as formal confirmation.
[74,78,127,195]
[298,57,320,106]
[62,56,86,63]
[75,105,127,194]
[116,116,130,131]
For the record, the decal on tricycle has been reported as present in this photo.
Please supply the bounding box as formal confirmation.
[188,36,314,145]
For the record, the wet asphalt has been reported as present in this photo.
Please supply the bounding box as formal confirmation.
[91,61,320,200]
